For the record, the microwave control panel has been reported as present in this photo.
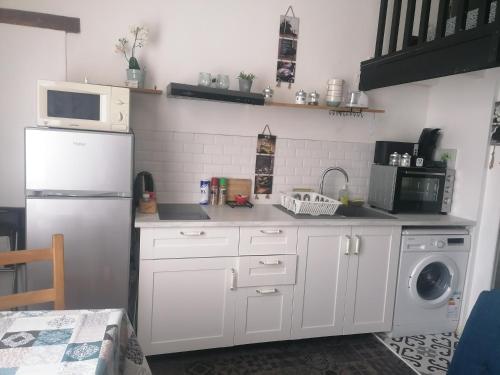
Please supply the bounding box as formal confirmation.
[110,87,130,131]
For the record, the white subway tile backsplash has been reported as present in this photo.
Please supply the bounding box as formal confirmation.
[212,155,232,165]
[183,163,204,173]
[233,136,255,147]
[203,164,224,175]
[275,166,295,176]
[133,129,374,204]
[305,140,321,150]
[194,133,215,144]
[285,176,303,185]
[294,167,310,176]
[302,158,321,168]
[173,132,194,142]
[204,144,223,155]
[183,143,204,154]
[285,158,302,168]
[164,141,184,153]
[214,135,234,145]
[223,165,242,175]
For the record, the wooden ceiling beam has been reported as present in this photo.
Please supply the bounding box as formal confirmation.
[0,8,80,33]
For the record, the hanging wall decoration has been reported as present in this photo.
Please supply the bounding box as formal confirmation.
[276,6,299,89]
[254,125,276,199]
[489,102,500,169]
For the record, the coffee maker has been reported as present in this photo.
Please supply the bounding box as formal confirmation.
[417,128,442,167]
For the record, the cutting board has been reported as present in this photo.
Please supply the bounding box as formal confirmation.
[227,178,252,202]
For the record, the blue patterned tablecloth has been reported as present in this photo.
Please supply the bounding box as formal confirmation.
[0,309,151,375]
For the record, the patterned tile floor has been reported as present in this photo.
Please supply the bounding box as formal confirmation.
[376,332,460,375]
[148,334,415,375]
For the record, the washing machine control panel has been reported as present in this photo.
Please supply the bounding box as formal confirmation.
[402,232,470,252]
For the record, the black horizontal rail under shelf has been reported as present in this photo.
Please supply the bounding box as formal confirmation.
[167,83,265,106]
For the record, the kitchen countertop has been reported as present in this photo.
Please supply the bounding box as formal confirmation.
[135,204,475,228]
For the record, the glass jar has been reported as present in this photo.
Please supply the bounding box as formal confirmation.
[389,152,401,166]
[400,153,411,167]
[295,89,307,105]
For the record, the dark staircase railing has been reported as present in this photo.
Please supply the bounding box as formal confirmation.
[360,0,500,90]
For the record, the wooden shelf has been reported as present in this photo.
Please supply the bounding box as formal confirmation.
[129,87,163,95]
[265,101,385,113]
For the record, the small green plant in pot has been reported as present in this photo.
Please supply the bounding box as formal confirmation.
[237,71,256,93]
[115,26,149,88]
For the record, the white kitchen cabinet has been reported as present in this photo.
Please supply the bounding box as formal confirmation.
[343,226,401,334]
[291,226,351,339]
[291,225,401,339]
[234,285,293,345]
[138,257,237,355]
[137,222,402,355]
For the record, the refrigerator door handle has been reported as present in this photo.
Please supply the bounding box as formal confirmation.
[26,190,130,198]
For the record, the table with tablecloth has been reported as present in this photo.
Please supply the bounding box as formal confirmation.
[0,309,151,374]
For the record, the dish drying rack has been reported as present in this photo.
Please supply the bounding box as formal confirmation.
[280,192,342,216]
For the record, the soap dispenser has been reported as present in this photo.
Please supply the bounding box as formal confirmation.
[339,184,349,205]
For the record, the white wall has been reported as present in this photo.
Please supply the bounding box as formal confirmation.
[0,0,430,141]
[423,69,499,328]
[0,0,431,207]
[0,23,66,207]
[425,71,495,220]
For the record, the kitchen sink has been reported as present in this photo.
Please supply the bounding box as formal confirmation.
[273,204,396,220]
[334,205,396,219]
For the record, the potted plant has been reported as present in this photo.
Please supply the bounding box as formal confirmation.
[115,26,149,88]
[237,71,256,93]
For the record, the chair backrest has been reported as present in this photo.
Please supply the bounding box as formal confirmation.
[0,234,64,310]
[448,289,500,375]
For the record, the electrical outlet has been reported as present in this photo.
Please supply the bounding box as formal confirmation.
[435,148,457,169]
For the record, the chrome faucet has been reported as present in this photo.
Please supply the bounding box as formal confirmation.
[319,167,349,195]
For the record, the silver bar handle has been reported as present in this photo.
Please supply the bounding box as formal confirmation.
[354,235,361,255]
[260,229,282,235]
[230,268,237,290]
[344,235,352,255]
[180,231,205,236]
[256,288,278,294]
[259,259,281,265]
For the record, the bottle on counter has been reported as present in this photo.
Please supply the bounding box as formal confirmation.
[218,177,227,205]
[338,184,350,206]
[210,177,219,205]
[200,179,210,205]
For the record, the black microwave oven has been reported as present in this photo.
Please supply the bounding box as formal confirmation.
[367,165,454,214]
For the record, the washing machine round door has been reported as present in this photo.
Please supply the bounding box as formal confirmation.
[408,254,458,308]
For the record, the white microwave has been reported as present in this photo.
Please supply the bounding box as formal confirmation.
[37,80,130,133]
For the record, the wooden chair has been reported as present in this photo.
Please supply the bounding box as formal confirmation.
[0,234,65,310]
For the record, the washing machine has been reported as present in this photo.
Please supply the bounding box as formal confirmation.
[390,227,471,337]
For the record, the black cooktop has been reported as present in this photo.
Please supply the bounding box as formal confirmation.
[158,204,210,221]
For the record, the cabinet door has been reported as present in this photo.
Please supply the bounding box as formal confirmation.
[234,285,293,345]
[138,257,237,355]
[343,226,401,334]
[291,226,351,339]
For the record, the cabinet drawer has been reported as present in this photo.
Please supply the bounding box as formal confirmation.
[234,285,293,345]
[239,226,298,255]
[237,255,297,287]
[140,227,239,259]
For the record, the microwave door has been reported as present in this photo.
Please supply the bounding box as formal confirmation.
[394,169,446,212]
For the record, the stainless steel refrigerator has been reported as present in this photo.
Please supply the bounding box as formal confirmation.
[25,127,133,309]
